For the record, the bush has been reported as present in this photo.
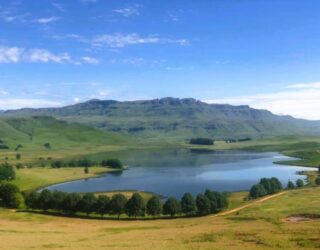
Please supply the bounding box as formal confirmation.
[249,184,267,199]
[287,180,295,189]
[315,177,320,186]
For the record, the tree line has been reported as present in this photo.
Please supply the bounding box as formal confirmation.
[24,189,228,219]
[51,158,123,169]
[249,177,306,199]
[190,138,214,145]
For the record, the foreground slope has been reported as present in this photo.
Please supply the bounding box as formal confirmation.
[0,187,319,250]
[3,98,320,140]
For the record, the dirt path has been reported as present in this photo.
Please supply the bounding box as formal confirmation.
[212,191,288,217]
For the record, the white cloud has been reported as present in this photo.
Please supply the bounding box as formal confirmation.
[205,82,320,120]
[0,45,99,65]
[52,2,64,12]
[82,56,99,64]
[113,4,143,17]
[92,33,189,48]
[0,98,62,110]
[33,16,60,24]
[0,46,23,63]
[0,90,9,95]
[73,97,80,103]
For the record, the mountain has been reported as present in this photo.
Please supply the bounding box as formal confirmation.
[0,116,125,150]
[2,98,320,140]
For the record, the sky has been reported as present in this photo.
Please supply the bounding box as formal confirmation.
[0,0,320,120]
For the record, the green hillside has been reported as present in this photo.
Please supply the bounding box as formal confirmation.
[0,116,126,153]
[3,98,320,140]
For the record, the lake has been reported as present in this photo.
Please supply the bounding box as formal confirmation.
[46,149,314,198]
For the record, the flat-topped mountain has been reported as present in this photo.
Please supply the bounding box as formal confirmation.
[2,98,320,140]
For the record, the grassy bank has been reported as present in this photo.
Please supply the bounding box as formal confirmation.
[0,187,319,249]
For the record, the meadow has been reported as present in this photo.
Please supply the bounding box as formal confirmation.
[0,187,319,250]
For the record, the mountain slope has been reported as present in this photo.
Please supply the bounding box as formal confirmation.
[3,98,320,140]
[0,116,126,150]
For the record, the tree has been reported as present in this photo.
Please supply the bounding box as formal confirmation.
[95,195,110,217]
[146,196,162,216]
[315,177,320,186]
[110,194,127,219]
[78,193,96,216]
[0,163,16,181]
[16,153,21,160]
[38,189,53,211]
[44,143,51,149]
[101,159,123,169]
[84,167,89,174]
[125,193,145,218]
[249,184,267,199]
[180,192,196,215]
[0,182,24,208]
[296,179,304,188]
[51,191,66,211]
[25,191,40,209]
[61,193,81,214]
[270,177,282,193]
[287,180,295,189]
[163,197,181,217]
[196,194,211,215]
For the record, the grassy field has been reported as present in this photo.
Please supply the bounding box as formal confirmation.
[0,187,319,250]
[12,166,116,192]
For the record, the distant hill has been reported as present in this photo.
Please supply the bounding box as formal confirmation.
[0,116,125,150]
[2,98,320,140]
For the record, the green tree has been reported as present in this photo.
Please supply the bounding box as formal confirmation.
[78,193,96,216]
[146,196,162,216]
[296,179,304,188]
[95,195,110,217]
[196,194,211,215]
[16,153,21,160]
[249,184,267,199]
[125,193,145,218]
[180,192,196,215]
[287,180,295,189]
[0,182,24,208]
[315,177,320,186]
[0,163,16,181]
[163,197,181,217]
[61,193,81,214]
[84,167,89,174]
[101,159,123,169]
[38,189,53,211]
[110,194,127,219]
[51,191,66,211]
[25,191,40,209]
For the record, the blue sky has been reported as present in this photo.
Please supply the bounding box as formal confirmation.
[0,0,320,119]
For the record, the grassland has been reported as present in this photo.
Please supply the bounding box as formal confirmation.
[0,187,319,250]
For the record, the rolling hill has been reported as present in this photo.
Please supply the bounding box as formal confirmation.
[0,116,125,151]
[2,98,320,140]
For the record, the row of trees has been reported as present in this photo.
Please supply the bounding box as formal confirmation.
[25,189,228,219]
[51,158,123,169]
[249,177,282,199]
[190,138,214,145]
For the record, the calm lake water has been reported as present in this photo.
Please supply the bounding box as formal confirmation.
[46,149,314,198]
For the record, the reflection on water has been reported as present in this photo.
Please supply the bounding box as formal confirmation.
[46,149,314,198]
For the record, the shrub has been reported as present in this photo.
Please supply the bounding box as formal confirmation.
[0,182,24,208]
[315,177,320,186]
[296,179,304,188]
[287,180,295,189]
[249,184,267,199]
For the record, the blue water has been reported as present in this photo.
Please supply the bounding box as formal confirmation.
[46,149,314,198]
